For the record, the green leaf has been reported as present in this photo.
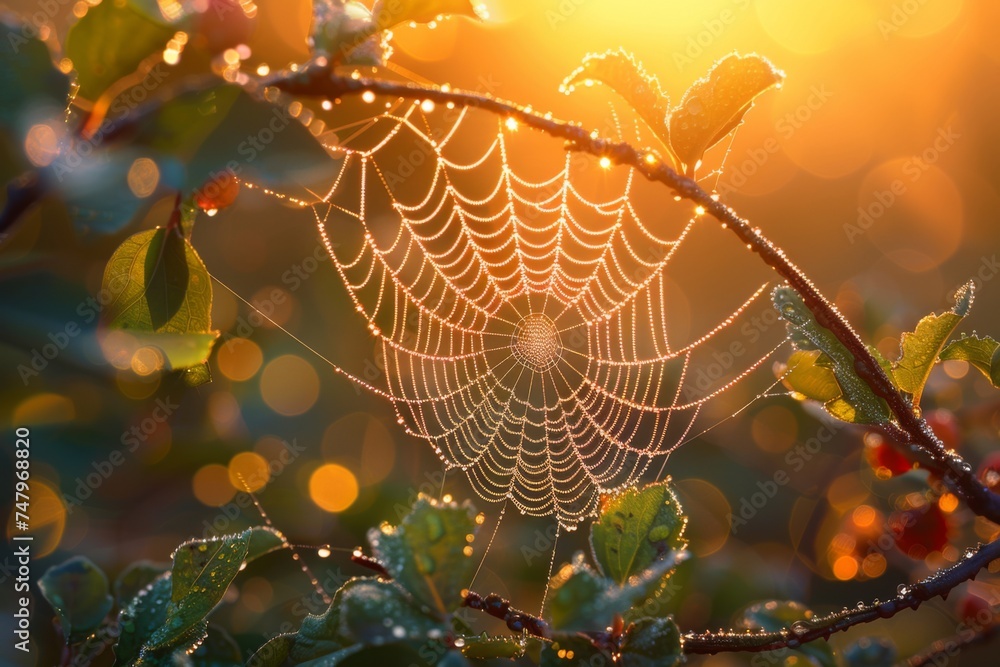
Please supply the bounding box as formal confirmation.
[668,53,783,176]
[541,634,610,667]
[100,227,218,372]
[115,528,284,663]
[560,49,672,164]
[774,286,890,424]
[369,494,480,615]
[146,535,252,651]
[38,557,114,644]
[590,480,687,586]
[842,636,897,667]
[940,335,1000,387]
[371,0,485,29]
[115,573,173,665]
[131,85,332,191]
[619,617,682,667]
[337,579,447,644]
[0,19,70,129]
[66,0,177,100]
[459,634,526,660]
[735,601,836,667]
[547,552,686,633]
[115,561,169,608]
[892,283,973,405]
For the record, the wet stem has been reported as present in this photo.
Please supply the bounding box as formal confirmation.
[3,61,998,657]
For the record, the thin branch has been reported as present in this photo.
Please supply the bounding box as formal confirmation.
[683,538,1000,654]
[351,550,553,640]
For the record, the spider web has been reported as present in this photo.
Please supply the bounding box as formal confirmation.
[291,101,783,529]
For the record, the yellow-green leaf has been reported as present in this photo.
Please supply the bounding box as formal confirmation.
[893,285,973,405]
[100,227,218,372]
[781,349,858,423]
[668,53,783,176]
[774,286,889,425]
[560,49,673,165]
[940,335,1000,388]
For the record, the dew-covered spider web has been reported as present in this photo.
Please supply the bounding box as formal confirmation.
[234,97,789,530]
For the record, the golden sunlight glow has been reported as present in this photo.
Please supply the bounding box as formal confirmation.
[599,156,611,169]
[228,452,270,492]
[309,464,359,512]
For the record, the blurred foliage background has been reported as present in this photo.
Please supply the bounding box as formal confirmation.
[2,0,1000,663]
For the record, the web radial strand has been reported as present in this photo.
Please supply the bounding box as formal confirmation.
[315,103,781,528]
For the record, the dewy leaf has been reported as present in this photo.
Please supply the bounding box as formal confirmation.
[735,601,836,667]
[560,49,673,163]
[100,227,218,372]
[145,527,284,653]
[668,53,783,176]
[940,335,1000,388]
[66,0,177,100]
[619,617,682,667]
[590,480,687,585]
[337,579,447,644]
[893,282,975,405]
[547,551,687,632]
[38,557,114,644]
[115,560,169,608]
[131,85,332,191]
[115,572,172,665]
[371,0,486,29]
[780,349,858,423]
[369,494,479,615]
[774,286,891,424]
[0,19,70,130]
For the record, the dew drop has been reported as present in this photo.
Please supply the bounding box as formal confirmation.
[454,637,466,648]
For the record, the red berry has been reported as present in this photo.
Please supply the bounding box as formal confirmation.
[864,432,913,479]
[194,0,256,55]
[978,452,1000,493]
[194,171,240,211]
[888,501,949,560]
[925,409,961,450]
[958,592,996,628]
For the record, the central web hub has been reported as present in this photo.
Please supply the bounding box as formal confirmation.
[512,313,562,372]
